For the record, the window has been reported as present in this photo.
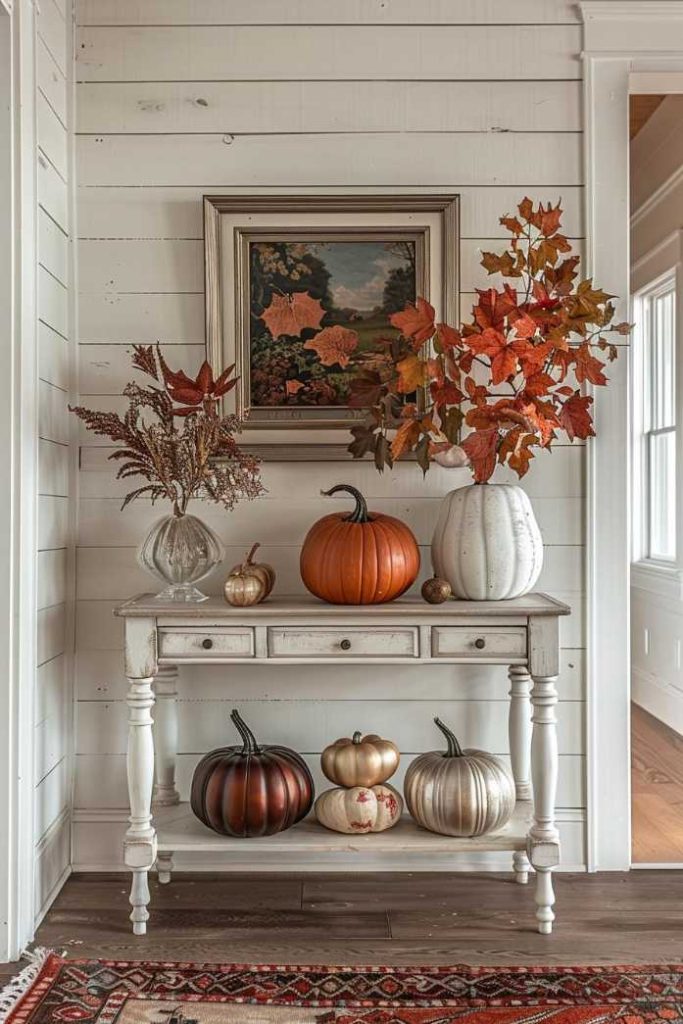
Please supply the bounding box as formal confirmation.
[634,274,677,563]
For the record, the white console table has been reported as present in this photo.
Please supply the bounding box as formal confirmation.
[115,592,569,937]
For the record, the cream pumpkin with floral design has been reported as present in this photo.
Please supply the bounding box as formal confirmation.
[314,784,403,834]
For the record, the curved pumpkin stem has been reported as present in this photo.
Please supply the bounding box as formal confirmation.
[230,709,261,753]
[434,716,464,758]
[352,731,362,744]
[321,484,370,523]
[244,542,260,566]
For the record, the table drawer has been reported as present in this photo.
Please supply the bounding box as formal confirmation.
[268,626,418,659]
[158,627,255,659]
[432,626,527,659]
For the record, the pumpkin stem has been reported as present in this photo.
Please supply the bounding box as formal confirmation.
[352,731,362,744]
[434,716,464,758]
[321,484,370,523]
[230,709,260,753]
[244,542,260,566]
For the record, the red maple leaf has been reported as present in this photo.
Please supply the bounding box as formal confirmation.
[461,427,499,483]
[162,358,238,413]
[436,322,462,351]
[573,343,608,386]
[558,391,595,440]
[303,325,359,368]
[390,298,435,346]
[260,291,325,339]
[473,285,518,330]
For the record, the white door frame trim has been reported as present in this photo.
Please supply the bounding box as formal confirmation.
[1,0,38,959]
[581,0,683,870]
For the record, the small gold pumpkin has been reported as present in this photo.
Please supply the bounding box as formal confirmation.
[229,543,275,597]
[321,731,400,788]
[224,569,266,607]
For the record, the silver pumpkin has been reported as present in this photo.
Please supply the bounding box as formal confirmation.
[404,717,515,837]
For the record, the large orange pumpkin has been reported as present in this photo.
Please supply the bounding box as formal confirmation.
[300,484,420,604]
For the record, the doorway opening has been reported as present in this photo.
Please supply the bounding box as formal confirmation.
[630,90,683,865]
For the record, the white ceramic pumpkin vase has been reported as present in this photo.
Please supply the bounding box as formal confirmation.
[431,483,543,600]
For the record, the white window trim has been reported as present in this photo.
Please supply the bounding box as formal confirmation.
[631,267,680,574]
[581,0,683,872]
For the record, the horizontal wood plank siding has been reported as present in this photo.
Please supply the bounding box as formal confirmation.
[77,80,582,135]
[76,26,582,82]
[77,133,582,187]
[75,4,587,870]
[76,0,581,26]
[36,0,74,919]
[77,186,584,241]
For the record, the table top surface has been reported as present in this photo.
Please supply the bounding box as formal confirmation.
[115,592,571,619]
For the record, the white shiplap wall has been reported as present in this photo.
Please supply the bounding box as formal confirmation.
[73,0,587,869]
[35,0,74,918]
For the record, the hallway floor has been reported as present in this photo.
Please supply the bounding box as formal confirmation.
[632,704,683,863]
[16,869,682,968]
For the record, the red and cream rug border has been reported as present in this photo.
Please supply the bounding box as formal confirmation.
[2,951,683,1024]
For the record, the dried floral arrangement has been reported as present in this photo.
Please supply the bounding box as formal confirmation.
[70,345,264,516]
[307,198,630,482]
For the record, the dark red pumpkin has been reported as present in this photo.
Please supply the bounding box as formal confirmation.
[190,710,314,837]
[300,484,420,604]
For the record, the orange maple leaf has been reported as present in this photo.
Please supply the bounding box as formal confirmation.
[467,328,518,385]
[396,353,426,394]
[390,298,435,347]
[286,379,305,396]
[260,291,325,339]
[461,428,499,483]
[391,419,421,460]
[303,325,359,368]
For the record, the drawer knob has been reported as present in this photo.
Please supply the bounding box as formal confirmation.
[340,638,352,651]
[474,637,486,650]
[202,637,214,650]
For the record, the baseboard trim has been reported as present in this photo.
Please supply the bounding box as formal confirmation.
[632,668,683,735]
[34,864,71,930]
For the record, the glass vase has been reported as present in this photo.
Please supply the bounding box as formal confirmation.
[138,512,224,603]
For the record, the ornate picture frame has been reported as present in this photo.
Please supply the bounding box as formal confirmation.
[204,194,459,460]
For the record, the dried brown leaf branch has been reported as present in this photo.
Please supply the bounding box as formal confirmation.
[70,345,264,516]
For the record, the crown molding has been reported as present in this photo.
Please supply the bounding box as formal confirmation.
[581,1,683,19]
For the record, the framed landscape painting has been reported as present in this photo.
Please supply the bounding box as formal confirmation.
[204,195,459,459]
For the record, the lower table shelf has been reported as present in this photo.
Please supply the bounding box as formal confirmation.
[153,801,532,854]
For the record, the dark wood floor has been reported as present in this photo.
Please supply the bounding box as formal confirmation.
[16,869,682,968]
[632,704,683,863]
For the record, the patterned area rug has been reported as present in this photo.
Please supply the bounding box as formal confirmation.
[2,954,683,1024]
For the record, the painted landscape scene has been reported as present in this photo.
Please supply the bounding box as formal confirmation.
[249,238,417,408]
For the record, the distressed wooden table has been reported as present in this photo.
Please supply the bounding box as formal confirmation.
[115,592,570,936]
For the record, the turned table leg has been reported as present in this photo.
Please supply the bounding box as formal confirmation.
[123,617,158,936]
[529,673,560,934]
[508,665,532,884]
[152,665,179,884]
[153,665,180,806]
[125,674,157,934]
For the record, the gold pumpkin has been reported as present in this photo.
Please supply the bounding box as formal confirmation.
[224,571,265,607]
[321,731,400,788]
[229,543,275,598]
[403,717,515,837]
[315,784,403,834]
